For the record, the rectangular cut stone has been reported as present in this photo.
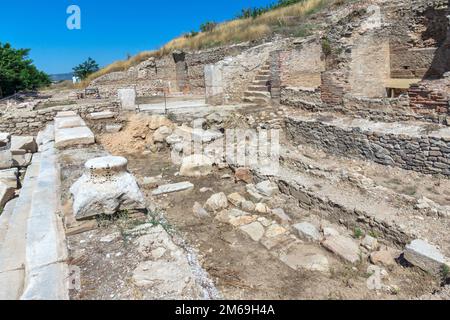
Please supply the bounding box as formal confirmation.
[89,111,116,120]
[118,88,136,110]
[55,127,95,149]
[55,116,86,129]
[56,111,77,118]
[404,239,448,276]
[0,168,18,188]
[152,181,194,196]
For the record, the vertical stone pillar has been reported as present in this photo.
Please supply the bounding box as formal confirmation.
[117,88,136,111]
[205,64,224,105]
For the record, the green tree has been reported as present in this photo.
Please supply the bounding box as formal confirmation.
[72,57,99,80]
[0,42,50,98]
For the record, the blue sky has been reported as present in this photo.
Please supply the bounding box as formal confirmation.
[0,0,274,74]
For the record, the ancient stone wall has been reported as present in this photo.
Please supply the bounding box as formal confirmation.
[280,87,322,110]
[279,39,325,88]
[0,102,119,135]
[390,47,436,79]
[286,115,450,176]
[90,44,253,98]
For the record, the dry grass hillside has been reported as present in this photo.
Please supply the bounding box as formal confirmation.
[83,0,346,86]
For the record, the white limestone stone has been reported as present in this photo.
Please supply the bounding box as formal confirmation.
[204,192,228,212]
[118,88,136,110]
[55,126,95,149]
[55,116,86,129]
[0,181,15,209]
[255,180,279,197]
[89,111,116,120]
[293,222,322,242]
[70,156,146,220]
[152,181,194,196]
[404,239,449,276]
[0,149,13,170]
[323,235,361,264]
[180,154,213,177]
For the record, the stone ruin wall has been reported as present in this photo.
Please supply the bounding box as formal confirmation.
[280,0,450,125]
[286,116,450,177]
[279,38,325,88]
[90,44,254,99]
[0,102,120,135]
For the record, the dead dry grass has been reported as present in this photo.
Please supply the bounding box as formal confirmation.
[83,0,336,86]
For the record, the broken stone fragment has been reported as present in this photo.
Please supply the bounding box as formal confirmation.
[0,149,13,170]
[255,180,279,197]
[239,221,265,242]
[241,200,256,212]
[10,136,37,153]
[105,124,122,133]
[322,235,361,264]
[12,153,32,168]
[234,167,253,184]
[204,192,228,212]
[152,181,194,196]
[193,202,209,218]
[0,168,18,188]
[153,126,173,143]
[255,202,270,213]
[180,154,213,177]
[245,184,267,203]
[0,132,11,147]
[227,192,246,207]
[404,239,449,276]
[70,156,146,220]
[361,235,379,251]
[293,222,322,242]
[271,208,291,224]
[0,181,15,209]
[370,248,399,269]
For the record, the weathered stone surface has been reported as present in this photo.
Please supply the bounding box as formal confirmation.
[239,221,265,242]
[404,239,449,276]
[255,180,279,197]
[89,111,116,120]
[255,202,270,213]
[152,181,194,195]
[0,168,18,188]
[241,200,256,212]
[0,132,11,146]
[131,225,203,299]
[118,88,136,110]
[322,235,361,264]
[55,126,95,149]
[55,117,85,130]
[0,181,15,209]
[0,150,13,170]
[293,222,321,242]
[12,153,32,168]
[245,184,266,203]
[56,111,77,118]
[10,136,37,153]
[234,167,253,184]
[205,192,228,212]
[70,156,146,220]
[227,192,246,207]
[279,243,330,273]
[141,175,162,189]
[36,124,55,148]
[215,208,249,224]
[271,208,291,224]
[105,124,122,133]
[180,154,213,177]
[153,126,173,143]
[370,248,398,268]
[193,202,209,218]
[323,227,339,237]
[265,224,287,238]
[362,235,379,251]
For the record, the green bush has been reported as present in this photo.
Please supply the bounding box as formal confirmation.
[200,21,218,33]
[0,42,50,98]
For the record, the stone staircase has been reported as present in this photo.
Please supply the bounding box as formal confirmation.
[0,125,68,300]
[243,61,272,105]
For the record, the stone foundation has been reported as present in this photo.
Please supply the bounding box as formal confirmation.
[0,102,119,135]
[286,114,450,176]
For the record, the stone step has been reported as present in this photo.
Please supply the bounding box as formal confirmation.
[258,71,271,77]
[0,198,17,245]
[253,147,450,257]
[0,153,41,300]
[243,97,270,105]
[252,79,270,86]
[243,91,271,98]
[247,85,270,92]
[255,75,271,81]
[21,142,69,300]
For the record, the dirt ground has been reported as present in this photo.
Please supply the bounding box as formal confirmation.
[61,111,445,300]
